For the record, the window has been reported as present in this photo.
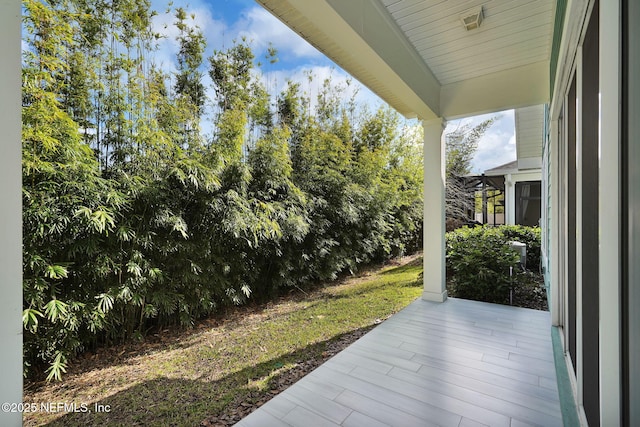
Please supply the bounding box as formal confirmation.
[515,181,541,226]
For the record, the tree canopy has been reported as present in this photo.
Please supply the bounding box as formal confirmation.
[444,118,497,224]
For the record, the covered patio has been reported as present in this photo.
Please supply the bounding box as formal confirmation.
[238,298,562,427]
[245,0,633,424]
[236,2,566,425]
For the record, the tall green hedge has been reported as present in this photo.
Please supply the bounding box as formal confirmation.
[22,0,424,380]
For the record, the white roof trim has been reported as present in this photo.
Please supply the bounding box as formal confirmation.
[518,157,543,170]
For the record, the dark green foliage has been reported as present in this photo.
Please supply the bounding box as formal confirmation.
[22,0,129,381]
[446,225,542,305]
[22,0,424,380]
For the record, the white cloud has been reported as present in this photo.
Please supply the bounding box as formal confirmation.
[473,118,516,173]
[151,3,227,73]
[233,7,322,60]
[473,134,516,173]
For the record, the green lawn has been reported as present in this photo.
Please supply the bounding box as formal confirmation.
[24,255,423,426]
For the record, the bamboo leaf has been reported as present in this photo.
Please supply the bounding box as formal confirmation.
[45,264,68,280]
[44,299,68,322]
[45,352,68,382]
[22,308,43,332]
[96,293,114,314]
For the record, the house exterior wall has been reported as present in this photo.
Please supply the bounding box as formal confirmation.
[544,0,624,424]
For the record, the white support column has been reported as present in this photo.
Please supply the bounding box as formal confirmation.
[598,0,621,424]
[0,1,24,426]
[422,118,447,302]
[505,174,515,225]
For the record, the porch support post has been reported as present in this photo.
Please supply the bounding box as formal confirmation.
[505,173,515,225]
[422,118,447,302]
[0,1,23,426]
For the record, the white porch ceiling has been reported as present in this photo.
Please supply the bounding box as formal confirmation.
[382,0,554,86]
[256,0,555,120]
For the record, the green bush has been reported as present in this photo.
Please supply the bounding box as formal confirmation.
[446,225,542,304]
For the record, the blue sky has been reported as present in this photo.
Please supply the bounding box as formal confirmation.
[150,0,515,174]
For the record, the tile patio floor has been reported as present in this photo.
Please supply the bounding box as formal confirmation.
[236,297,562,427]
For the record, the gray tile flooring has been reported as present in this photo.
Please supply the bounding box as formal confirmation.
[236,298,562,427]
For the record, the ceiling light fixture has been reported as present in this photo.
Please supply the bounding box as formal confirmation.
[460,6,484,31]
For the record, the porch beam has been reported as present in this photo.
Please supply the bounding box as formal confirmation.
[422,118,447,302]
[325,0,440,118]
[440,61,550,119]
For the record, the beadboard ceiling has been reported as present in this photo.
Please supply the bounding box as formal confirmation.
[256,0,555,120]
[381,0,555,86]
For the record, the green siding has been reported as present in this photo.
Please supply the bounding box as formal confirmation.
[550,0,568,96]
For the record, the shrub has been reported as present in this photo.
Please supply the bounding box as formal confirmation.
[446,225,542,305]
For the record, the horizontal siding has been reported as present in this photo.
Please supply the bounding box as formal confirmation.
[515,105,544,160]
